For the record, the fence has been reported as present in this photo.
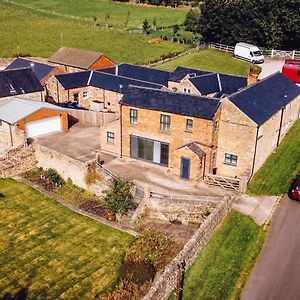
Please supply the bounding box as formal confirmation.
[142,194,234,300]
[205,174,241,192]
[66,109,118,127]
[208,42,300,59]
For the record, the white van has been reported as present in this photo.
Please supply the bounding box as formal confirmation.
[234,42,264,64]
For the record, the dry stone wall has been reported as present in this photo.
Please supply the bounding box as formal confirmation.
[142,194,234,300]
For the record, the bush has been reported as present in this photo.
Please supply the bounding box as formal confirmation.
[84,170,101,186]
[102,177,136,215]
[45,168,65,187]
[125,229,182,270]
[0,193,5,199]
[119,260,156,284]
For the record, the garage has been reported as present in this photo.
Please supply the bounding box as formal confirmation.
[25,115,62,138]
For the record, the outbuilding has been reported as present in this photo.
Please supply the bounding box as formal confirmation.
[0,98,68,151]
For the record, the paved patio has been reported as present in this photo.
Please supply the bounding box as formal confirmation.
[34,123,102,162]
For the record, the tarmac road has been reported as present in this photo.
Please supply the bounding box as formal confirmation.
[242,196,300,300]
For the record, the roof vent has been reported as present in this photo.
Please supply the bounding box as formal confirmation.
[30,62,35,71]
[189,73,196,78]
[284,89,288,98]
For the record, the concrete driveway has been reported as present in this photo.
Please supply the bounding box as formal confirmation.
[259,58,285,79]
[242,196,300,300]
[35,123,102,162]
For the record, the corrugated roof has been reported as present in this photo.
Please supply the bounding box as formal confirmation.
[169,66,212,82]
[121,86,219,120]
[100,63,172,86]
[5,58,56,81]
[55,71,163,93]
[0,98,65,125]
[48,47,104,69]
[229,72,300,126]
[0,68,43,98]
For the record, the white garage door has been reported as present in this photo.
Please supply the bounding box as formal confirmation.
[25,116,62,138]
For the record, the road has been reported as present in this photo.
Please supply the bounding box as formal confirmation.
[242,196,300,300]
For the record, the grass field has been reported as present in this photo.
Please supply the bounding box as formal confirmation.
[0,178,134,299]
[169,211,266,300]
[0,8,188,63]
[247,120,300,196]
[157,49,250,76]
[0,0,187,29]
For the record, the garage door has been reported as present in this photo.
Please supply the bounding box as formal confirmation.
[25,116,62,138]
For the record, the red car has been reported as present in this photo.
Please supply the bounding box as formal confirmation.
[282,59,300,84]
[288,175,300,201]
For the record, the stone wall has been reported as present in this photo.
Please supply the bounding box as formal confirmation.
[142,194,234,300]
[142,195,221,225]
[0,122,27,151]
[0,146,36,178]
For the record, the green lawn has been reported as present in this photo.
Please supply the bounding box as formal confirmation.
[0,8,188,63]
[247,120,300,196]
[0,0,187,29]
[169,211,266,300]
[157,49,250,76]
[0,178,134,299]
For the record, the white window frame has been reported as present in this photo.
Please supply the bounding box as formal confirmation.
[186,118,193,132]
[107,132,115,144]
[160,114,171,131]
[224,153,238,166]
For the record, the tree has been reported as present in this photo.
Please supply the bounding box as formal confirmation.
[183,9,200,33]
[197,0,300,50]
[142,19,151,34]
[102,177,135,215]
[172,24,180,36]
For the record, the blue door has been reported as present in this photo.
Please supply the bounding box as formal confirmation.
[180,157,191,180]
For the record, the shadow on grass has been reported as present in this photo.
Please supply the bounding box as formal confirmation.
[1,288,28,300]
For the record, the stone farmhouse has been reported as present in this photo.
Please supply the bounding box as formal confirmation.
[48,47,115,73]
[0,98,67,151]
[0,68,43,103]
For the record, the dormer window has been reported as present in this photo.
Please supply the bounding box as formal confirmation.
[9,84,16,94]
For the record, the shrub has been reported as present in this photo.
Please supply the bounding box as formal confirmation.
[119,260,156,284]
[45,168,65,187]
[84,170,101,186]
[125,229,182,270]
[0,193,5,199]
[102,177,136,215]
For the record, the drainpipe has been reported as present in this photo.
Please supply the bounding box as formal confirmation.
[248,126,259,182]
[9,124,13,147]
[120,104,123,158]
[277,106,285,147]
[202,155,206,180]
[56,81,60,103]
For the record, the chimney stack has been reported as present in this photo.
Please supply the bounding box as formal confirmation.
[247,65,261,85]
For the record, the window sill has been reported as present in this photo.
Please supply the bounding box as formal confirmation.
[185,130,193,133]
[107,142,115,145]
[223,161,237,167]
[160,129,171,134]
[130,123,138,126]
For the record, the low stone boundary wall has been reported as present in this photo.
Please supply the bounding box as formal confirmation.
[0,146,36,178]
[142,194,234,300]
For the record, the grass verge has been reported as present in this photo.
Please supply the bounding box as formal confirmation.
[0,178,134,299]
[247,120,300,196]
[157,49,250,76]
[169,211,266,300]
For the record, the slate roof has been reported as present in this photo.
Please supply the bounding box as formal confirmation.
[100,63,172,86]
[189,73,247,96]
[0,98,65,125]
[0,68,43,98]
[55,71,163,93]
[228,72,300,126]
[5,58,56,82]
[169,66,212,82]
[121,86,220,120]
[48,47,105,69]
[177,141,206,158]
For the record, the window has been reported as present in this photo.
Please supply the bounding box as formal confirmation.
[224,153,238,166]
[186,119,193,132]
[130,135,169,166]
[183,88,191,94]
[130,108,138,124]
[107,132,115,144]
[160,114,170,131]
[82,91,89,99]
[73,93,79,102]
[171,87,178,92]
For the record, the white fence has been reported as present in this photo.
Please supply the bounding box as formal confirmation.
[208,42,300,59]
